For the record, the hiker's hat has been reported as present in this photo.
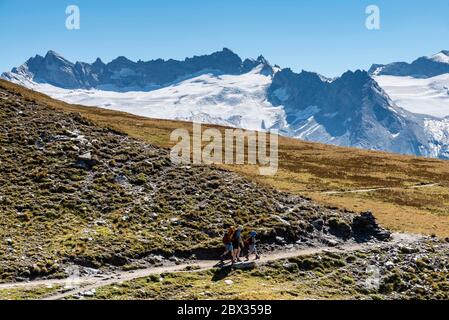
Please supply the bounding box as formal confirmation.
[250,231,257,237]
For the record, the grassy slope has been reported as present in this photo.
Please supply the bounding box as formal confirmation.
[1,80,449,237]
[0,285,61,300]
[4,80,378,283]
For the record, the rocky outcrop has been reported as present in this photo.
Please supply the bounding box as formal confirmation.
[352,211,391,241]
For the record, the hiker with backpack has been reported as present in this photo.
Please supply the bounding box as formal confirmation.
[232,225,244,262]
[220,226,236,264]
[245,231,260,261]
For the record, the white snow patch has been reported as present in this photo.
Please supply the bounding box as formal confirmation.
[422,118,449,158]
[429,51,449,64]
[375,74,449,118]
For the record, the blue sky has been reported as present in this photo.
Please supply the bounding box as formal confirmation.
[0,0,448,77]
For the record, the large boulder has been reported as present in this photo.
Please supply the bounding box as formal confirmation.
[328,217,352,239]
[75,152,98,170]
[352,211,391,241]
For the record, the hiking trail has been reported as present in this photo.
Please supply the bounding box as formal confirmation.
[0,233,422,300]
[321,183,438,195]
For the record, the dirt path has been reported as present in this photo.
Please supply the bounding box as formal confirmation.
[0,233,421,300]
[321,183,438,195]
[44,244,370,300]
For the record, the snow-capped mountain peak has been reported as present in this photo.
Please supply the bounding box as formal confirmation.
[429,50,449,64]
[45,50,70,61]
[369,49,449,78]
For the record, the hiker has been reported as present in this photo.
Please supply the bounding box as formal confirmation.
[232,225,244,262]
[220,226,235,264]
[245,231,260,261]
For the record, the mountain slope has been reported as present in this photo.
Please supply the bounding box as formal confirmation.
[0,81,390,282]
[268,68,449,158]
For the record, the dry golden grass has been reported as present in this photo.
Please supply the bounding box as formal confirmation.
[2,79,449,237]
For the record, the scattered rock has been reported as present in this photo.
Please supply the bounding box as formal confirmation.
[283,262,298,272]
[323,239,338,247]
[312,219,324,231]
[276,203,287,213]
[94,219,107,226]
[399,246,420,254]
[75,152,98,170]
[376,230,392,241]
[81,289,96,297]
[385,261,395,269]
[275,236,286,245]
[170,217,180,224]
[233,262,255,270]
[78,152,92,161]
[272,215,291,227]
[114,174,129,186]
[224,279,234,285]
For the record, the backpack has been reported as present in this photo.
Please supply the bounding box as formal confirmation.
[223,229,234,244]
[245,236,255,246]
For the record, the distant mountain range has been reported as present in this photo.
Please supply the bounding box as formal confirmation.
[2,49,449,159]
[2,49,273,90]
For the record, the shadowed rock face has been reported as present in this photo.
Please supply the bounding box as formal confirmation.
[0,84,388,282]
[268,68,443,158]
